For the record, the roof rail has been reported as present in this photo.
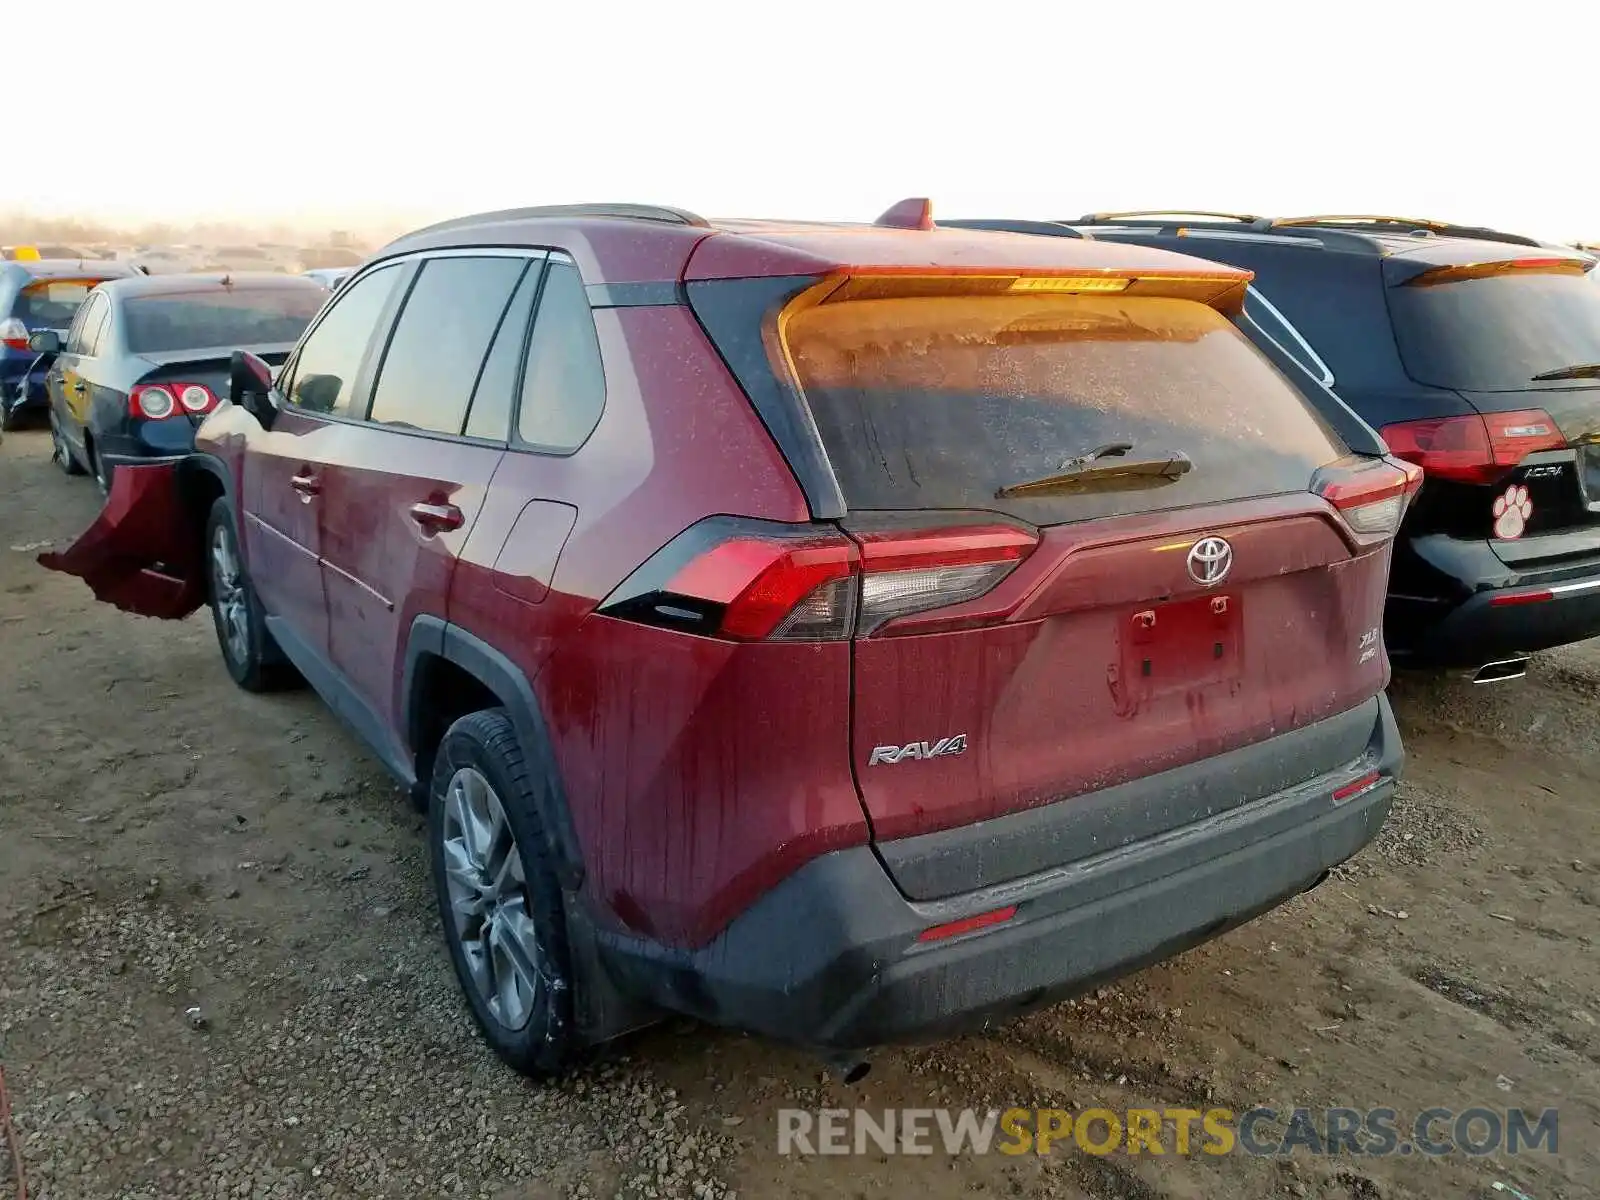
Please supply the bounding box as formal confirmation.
[403,203,710,239]
[939,218,1084,238]
[1075,210,1265,225]
[1270,215,1545,246]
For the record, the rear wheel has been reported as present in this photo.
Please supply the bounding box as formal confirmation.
[429,708,578,1077]
[50,412,84,475]
[205,498,299,692]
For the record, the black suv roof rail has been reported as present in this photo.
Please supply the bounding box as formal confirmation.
[1075,210,1267,225]
[404,203,710,238]
[938,218,1085,238]
[1268,215,1546,246]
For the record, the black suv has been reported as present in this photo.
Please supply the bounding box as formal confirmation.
[954,214,1600,677]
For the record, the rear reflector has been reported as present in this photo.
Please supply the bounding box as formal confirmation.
[600,518,1037,642]
[1332,772,1382,804]
[1489,589,1555,607]
[1380,410,1566,486]
[917,905,1018,943]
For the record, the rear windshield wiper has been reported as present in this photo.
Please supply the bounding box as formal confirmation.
[996,442,1193,498]
[1531,362,1600,381]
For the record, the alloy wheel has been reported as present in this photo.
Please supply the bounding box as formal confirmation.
[441,766,543,1030]
[210,524,250,666]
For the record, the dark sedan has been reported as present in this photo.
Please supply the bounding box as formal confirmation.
[1,258,139,428]
[35,273,328,490]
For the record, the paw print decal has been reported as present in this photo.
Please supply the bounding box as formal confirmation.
[1493,483,1533,540]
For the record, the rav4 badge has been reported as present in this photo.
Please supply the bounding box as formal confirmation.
[868,735,968,766]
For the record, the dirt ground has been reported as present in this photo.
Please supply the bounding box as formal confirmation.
[1,424,1596,1200]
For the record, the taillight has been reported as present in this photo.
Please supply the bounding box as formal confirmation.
[1317,458,1421,546]
[854,525,1036,635]
[598,517,1037,642]
[130,382,217,420]
[0,318,30,351]
[1380,410,1566,485]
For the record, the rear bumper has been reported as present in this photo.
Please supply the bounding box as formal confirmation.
[1396,574,1600,667]
[595,694,1401,1052]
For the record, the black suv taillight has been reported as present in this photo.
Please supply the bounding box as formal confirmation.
[597,517,1036,641]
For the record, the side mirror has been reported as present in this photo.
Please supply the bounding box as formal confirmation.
[229,350,278,430]
[29,330,61,355]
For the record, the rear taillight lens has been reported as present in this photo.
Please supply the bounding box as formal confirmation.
[854,526,1036,635]
[130,381,217,420]
[130,385,176,419]
[599,518,1037,642]
[1380,410,1566,485]
[0,317,30,351]
[1318,458,1422,546]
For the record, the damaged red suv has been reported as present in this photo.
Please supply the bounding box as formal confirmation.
[43,199,1415,1079]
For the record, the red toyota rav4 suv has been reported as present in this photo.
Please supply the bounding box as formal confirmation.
[44,200,1414,1078]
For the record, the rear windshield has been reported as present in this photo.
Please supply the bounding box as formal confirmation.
[781,293,1346,522]
[1387,267,1600,392]
[124,287,325,354]
[13,279,107,330]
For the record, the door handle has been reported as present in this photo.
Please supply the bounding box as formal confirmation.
[408,501,464,533]
[289,472,320,496]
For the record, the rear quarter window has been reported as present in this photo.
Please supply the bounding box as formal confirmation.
[780,291,1347,524]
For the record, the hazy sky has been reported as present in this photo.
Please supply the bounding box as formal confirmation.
[14,0,1598,240]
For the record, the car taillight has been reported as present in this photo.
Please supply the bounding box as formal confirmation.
[1379,410,1566,485]
[131,382,217,420]
[597,518,1037,642]
[0,318,30,351]
[1317,458,1422,546]
[853,525,1036,635]
[176,383,219,414]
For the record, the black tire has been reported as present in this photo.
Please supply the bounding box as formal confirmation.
[204,497,300,692]
[429,708,578,1077]
[50,412,85,475]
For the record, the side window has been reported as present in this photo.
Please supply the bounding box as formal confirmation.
[87,303,112,356]
[286,264,401,417]
[368,256,529,435]
[1244,286,1334,387]
[517,257,606,452]
[67,294,104,354]
[463,261,543,441]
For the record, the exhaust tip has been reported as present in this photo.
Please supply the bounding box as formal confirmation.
[1471,657,1530,685]
[822,1055,872,1085]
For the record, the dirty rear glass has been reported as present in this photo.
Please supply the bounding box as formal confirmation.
[779,293,1346,522]
[14,279,104,329]
[125,287,326,354]
[1387,268,1600,392]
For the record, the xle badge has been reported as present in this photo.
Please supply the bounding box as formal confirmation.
[868,735,968,766]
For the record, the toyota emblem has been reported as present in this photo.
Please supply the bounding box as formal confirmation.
[1186,536,1233,586]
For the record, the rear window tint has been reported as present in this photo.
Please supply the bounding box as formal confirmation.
[125,288,325,354]
[782,293,1346,523]
[14,279,107,330]
[1387,268,1600,392]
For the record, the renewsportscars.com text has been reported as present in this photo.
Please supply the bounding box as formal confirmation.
[777,1106,1559,1158]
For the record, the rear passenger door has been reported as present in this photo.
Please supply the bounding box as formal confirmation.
[315,251,540,735]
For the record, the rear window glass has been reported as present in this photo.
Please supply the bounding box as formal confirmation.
[14,280,108,330]
[781,293,1346,522]
[124,287,325,354]
[1387,267,1600,392]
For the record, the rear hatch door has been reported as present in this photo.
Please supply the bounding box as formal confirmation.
[773,276,1401,889]
[1383,254,1600,562]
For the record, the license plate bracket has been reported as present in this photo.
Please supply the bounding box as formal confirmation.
[1108,592,1242,714]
